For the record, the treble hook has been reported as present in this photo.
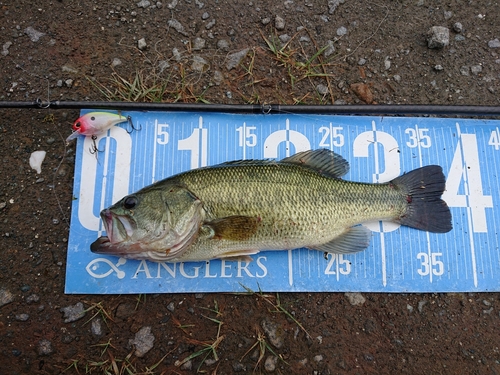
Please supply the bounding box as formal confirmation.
[126,115,142,134]
[89,135,103,155]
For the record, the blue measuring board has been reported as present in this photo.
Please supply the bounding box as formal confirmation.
[65,110,500,294]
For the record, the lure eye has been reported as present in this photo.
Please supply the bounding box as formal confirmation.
[123,196,138,210]
[90,116,96,121]
[74,121,81,128]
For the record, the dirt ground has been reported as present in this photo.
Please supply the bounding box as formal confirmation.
[1,0,499,374]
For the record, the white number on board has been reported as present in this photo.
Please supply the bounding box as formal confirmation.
[236,123,257,147]
[417,252,444,276]
[405,126,431,148]
[318,124,344,148]
[442,133,493,233]
[324,254,351,276]
[156,121,169,145]
[488,128,500,150]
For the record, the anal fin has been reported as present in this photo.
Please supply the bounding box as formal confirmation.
[312,226,372,254]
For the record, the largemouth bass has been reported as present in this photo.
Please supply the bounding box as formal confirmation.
[91,149,452,262]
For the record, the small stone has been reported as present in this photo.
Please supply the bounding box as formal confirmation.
[275,15,285,30]
[384,58,391,70]
[358,58,366,66]
[60,302,86,323]
[62,65,79,74]
[180,360,192,370]
[393,74,401,83]
[91,319,103,336]
[261,318,284,349]
[226,48,249,70]
[407,304,414,313]
[279,34,291,43]
[26,294,40,304]
[336,26,347,36]
[324,40,335,57]
[418,300,427,313]
[317,84,328,95]
[328,0,345,14]
[434,64,444,71]
[38,339,54,356]
[167,0,178,9]
[24,26,45,42]
[443,10,452,20]
[172,48,181,61]
[217,39,230,51]
[264,355,278,372]
[460,66,470,76]
[195,293,205,299]
[427,26,450,49]
[232,362,246,372]
[314,354,324,362]
[488,38,500,48]
[191,55,209,72]
[193,37,206,50]
[15,313,29,321]
[167,19,188,36]
[455,35,465,42]
[201,12,209,20]
[137,38,147,50]
[20,285,31,292]
[205,19,216,30]
[2,41,12,56]
[350,83,374,104]
[65,79,73,88]
[213,70,223,85]
[345,292,366,306]
[167,301,175,312]
[137,0,151,8]
[0,288,14,307]
[453,22,463,33]
[129,326,155,357]
[483,300,492,306]
[471,65,482,75]
[158,60,169,73]
[111,58,122,68]
[261,17,271,25]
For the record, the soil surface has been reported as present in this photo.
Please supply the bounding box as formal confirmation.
[1,1,500,374]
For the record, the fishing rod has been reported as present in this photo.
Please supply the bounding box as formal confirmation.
[0,99,499,117]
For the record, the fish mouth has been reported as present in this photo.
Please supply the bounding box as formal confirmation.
[100,209,135,243]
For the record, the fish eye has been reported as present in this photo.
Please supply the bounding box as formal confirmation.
[123,196,138,210]
[91,116,96,121]
[74,121,81,128]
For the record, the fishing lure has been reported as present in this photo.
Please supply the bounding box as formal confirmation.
[66,112,140,153]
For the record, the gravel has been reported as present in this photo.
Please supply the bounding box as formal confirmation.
[261,318,284,349]
[0,288,14,307]
[427,26,450,49]
[345,292,366,306]
[38,339,54,356]
[226,49,249,71]
[275,16,285,30]
[488,38,500,48]
[60,302,86,323]
[129,326,155,357]
[24,26,45,42]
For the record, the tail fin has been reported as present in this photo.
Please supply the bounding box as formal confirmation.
[392,165,452,233]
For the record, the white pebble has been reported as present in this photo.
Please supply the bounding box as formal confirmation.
[29,151,46,174]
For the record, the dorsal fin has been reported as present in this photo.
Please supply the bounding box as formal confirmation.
[211,149,349,178]
[280,149,349,178]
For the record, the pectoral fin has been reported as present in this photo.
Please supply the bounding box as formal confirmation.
[311,226,372,254]
[202,215,261,241]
